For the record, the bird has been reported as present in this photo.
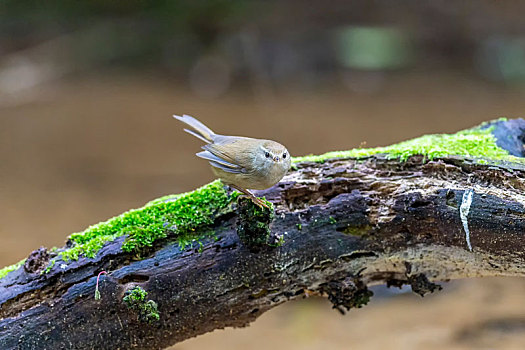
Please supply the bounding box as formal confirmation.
[174,114,291,208]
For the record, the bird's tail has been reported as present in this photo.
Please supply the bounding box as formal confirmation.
[173,114,215,144]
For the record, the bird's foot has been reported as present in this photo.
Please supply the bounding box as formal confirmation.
[229,185,271,209]
[251,196,270,209]
[238,194,270,209]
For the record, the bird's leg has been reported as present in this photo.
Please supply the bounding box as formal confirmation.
[229,185,270,209]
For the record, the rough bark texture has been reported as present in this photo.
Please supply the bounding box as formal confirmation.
[2,120,525,349]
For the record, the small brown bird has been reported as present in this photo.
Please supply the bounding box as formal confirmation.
[174,114,291,207]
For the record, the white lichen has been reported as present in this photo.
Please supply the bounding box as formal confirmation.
[459,189,474,251]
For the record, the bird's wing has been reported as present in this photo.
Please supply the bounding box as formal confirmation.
[196,150,247,174]
[209,161,245,174]
[201,136,256,174]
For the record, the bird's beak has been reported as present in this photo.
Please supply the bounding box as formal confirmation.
[273,156,280,162]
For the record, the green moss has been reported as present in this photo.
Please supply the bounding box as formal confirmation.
[292,124,520,164]
[329,216,337,225]
[123,286,160,323]
[236,197,275,249]
[0,259,25,279]
[123,286,148,303]
[51,180,238,263]
[1,180,242,275]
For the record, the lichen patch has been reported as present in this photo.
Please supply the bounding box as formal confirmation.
[460,189,475,251]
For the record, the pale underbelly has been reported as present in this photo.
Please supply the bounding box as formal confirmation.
[211,167,285,190]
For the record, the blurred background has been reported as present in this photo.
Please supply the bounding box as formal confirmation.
[2,1,525,349]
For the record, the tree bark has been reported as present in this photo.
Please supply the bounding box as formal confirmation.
[2,119,525,350]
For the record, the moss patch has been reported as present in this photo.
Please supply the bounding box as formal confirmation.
[0,259,26,279]
[55,180,238,263]
[236,197,275,250]
[292,122,520,164]
[123,286,160,323]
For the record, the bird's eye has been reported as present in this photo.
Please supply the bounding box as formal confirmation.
[265,152,270,158]
[283,152,287,159]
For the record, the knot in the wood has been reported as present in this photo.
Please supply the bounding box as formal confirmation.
[236,197,275,251]
[24,246,49,274]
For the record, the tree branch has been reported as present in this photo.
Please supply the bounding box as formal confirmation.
[2,119,525,349]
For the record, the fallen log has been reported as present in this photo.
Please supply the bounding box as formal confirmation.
[1,118,525,349]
